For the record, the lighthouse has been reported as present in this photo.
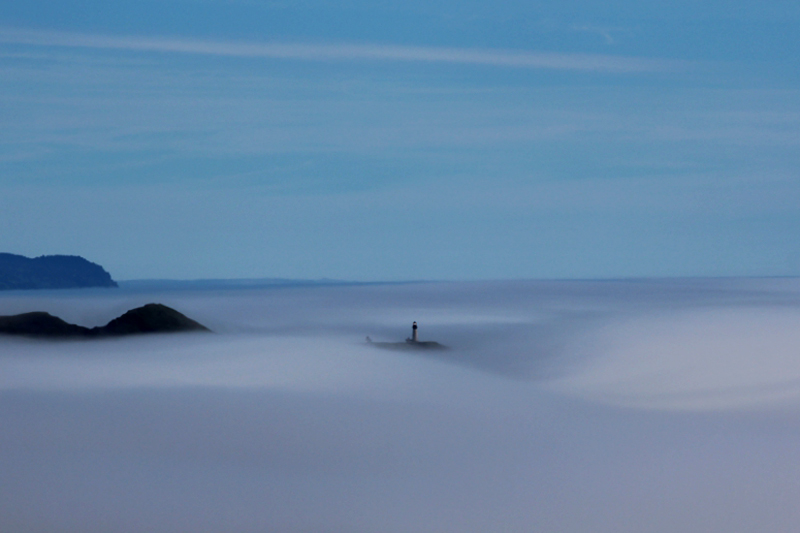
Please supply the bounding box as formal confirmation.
[369,321,445,350]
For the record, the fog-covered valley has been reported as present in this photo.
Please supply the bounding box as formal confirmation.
[2,279,800,532]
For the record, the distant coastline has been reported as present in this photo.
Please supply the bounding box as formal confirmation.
[0,253,117,291]
[117,278,421,291]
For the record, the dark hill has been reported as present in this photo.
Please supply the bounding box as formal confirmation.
[0,304,210,339]
[102,304,209,335]
[0,253,117,290]
[0,312,90,337]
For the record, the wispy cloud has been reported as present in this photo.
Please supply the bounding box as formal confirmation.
[0,27,679,73]
[571,24,628,45]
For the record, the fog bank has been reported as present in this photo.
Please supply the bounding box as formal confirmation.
[1,279,800,531]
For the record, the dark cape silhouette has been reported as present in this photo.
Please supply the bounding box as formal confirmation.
[0,253,117,290]
[0,304,210,339]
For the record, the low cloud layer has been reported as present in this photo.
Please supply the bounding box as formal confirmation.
[1,279,800,531]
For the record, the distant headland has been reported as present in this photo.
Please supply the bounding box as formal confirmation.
[0,303,210,339]
[0,253,117,290]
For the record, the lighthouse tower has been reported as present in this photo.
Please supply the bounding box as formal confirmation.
[412,321,418,342]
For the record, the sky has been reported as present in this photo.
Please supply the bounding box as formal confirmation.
[1,0,799,280]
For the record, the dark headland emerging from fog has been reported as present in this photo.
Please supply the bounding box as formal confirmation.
[0,304,210,339]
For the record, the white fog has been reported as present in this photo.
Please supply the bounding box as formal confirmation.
[2,279,800,532]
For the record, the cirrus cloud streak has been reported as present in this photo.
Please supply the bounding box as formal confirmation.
[0,27,681,73]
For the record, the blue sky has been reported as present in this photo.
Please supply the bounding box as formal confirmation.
[1,1,799,280]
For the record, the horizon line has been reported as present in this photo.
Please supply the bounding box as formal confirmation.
[116,275,797,284]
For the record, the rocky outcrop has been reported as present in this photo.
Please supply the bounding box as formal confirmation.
[367,338,447,351]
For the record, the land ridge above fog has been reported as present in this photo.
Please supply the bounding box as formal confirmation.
[0,253,117,290]
[0,303,210,338]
